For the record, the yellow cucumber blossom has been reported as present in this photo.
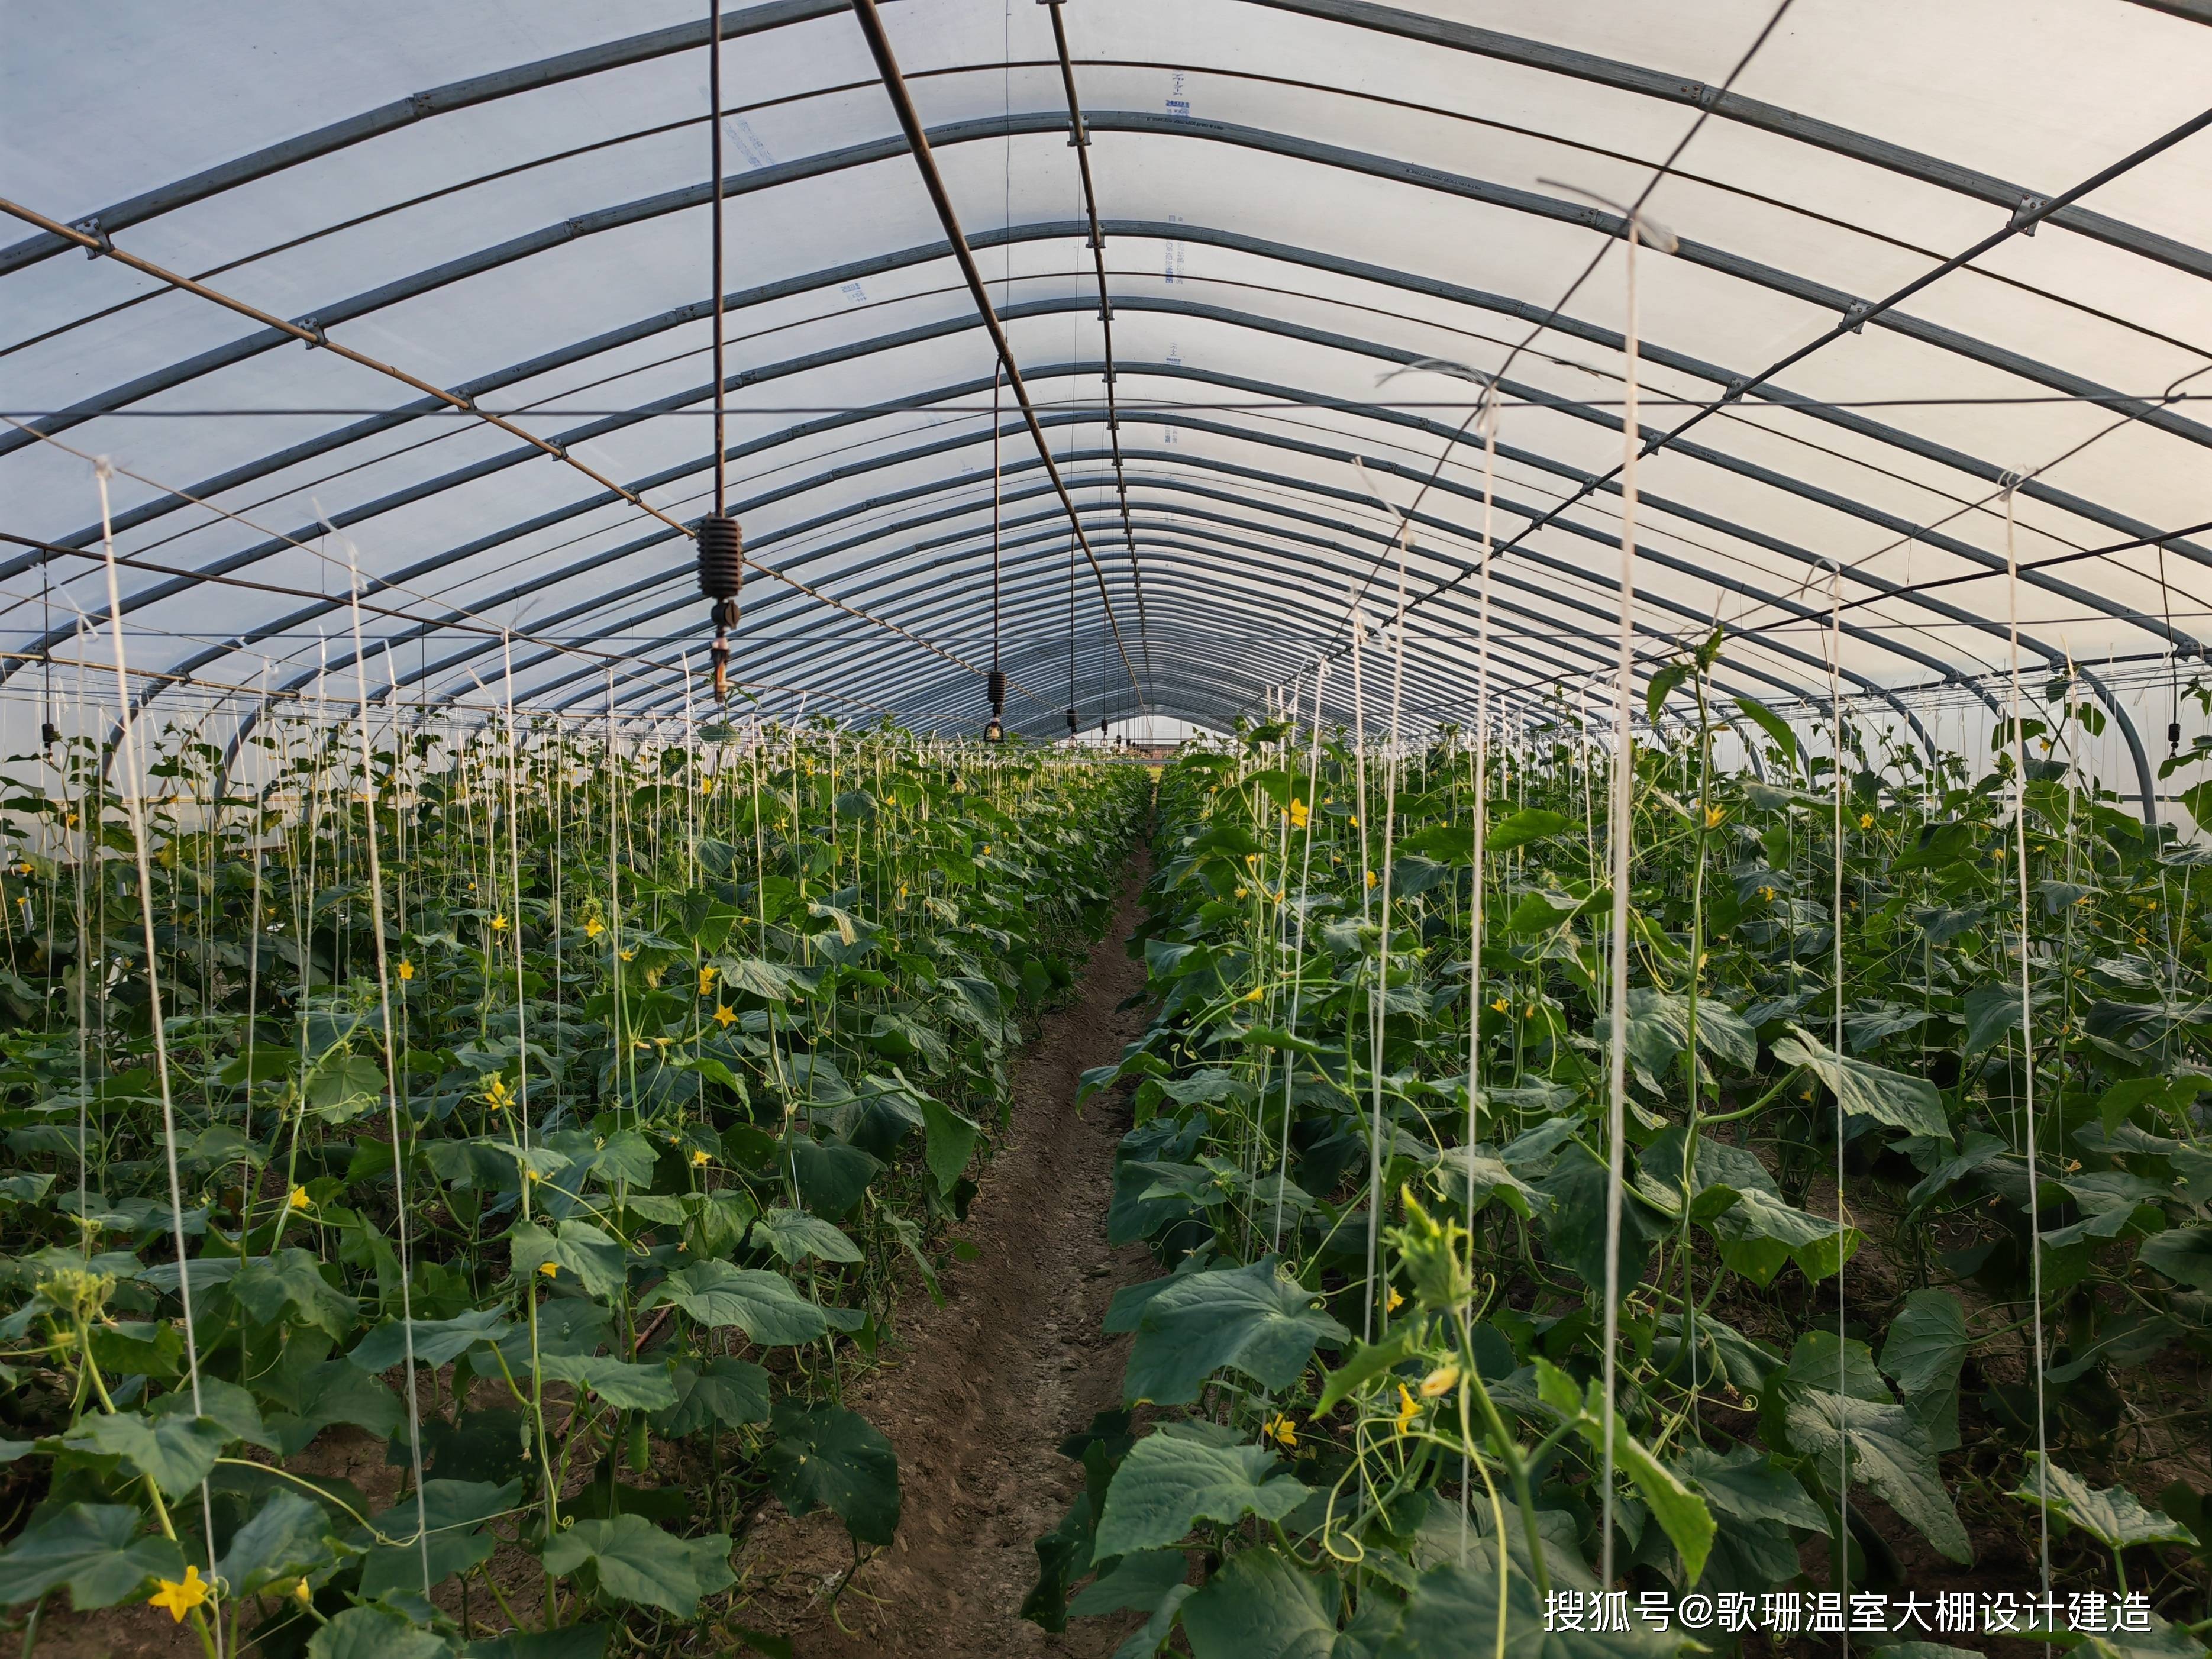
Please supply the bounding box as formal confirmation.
[712,1003,737,1028]
[1490,997,1509,1014]
[1394,1384,1419,1434]
[288,1186,311,1211]
[538,1260,557,1277]
[1756,885,1775,902]
[489,914,509,932]
[698,964,717,996]
[482,1075,514,1112]
[1419,1363,1462,1399]
[1365,870,1378,889]
[396,958,414,982]
[148,1566,210,1622]
[700,776,715,795]
[1704,805,1725,828]
[1235,886,1248,899]
[1858,812,1874,830]
[1386,1287,1404,1313]
[618,947,636,962]
[690,1148,711,1167]
[1243,987,1263,1004]
[1288,799,1310,829]
[1263,1412,1297,1449]
[585,916,606,940]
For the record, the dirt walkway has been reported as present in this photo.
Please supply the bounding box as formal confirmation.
[731,852,1156,1658]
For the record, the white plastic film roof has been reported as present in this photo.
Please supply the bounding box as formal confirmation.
[3,0,2210,799]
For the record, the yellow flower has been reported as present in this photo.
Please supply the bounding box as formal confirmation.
[1490,997,1508,1014]
[712,1003,737,1028]
[489,914,509,933]
[1394,1384,1419,1434]
[700,777,715,796]
[690,1148,710,1167]
[698,964,718,996]
[396,958,415,982]
[1756,885,1775,902]
[585,916,606,940]
[980,843,991,857]
[898,883,908,900]
[292,1579,312,1606]
[1244,987,1264,1004]
[1235,886,1249,899]
[483,1075,514,1112]
[1704,805,1725,828]
[538,1260,557,1277]
[1386,1287,1404,1313]
[1419,1363,1462,1399]
[288,1186,310,1211]
[1858,812,1874,830]
[2077,894,2092,906]
[148,1566,209,1622]
[1263,1412,1297,1450]
[619,947,636,963]
[1245,852,1259,869]
[1365,870,1378,889]
[1289,799,1310,829]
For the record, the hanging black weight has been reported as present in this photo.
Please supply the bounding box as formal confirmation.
[697,514,744,601]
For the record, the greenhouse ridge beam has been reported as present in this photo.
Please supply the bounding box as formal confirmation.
[1043,0,1152,692]
[845,0,1147,716]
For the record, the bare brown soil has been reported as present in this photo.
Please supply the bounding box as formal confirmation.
[729,853,1157,1658]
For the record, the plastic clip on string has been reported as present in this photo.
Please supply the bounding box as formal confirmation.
[697,512,743,703]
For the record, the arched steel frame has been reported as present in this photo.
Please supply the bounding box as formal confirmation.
[9,0,2205,825]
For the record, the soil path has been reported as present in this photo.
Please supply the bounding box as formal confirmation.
[731,850,1156,1658]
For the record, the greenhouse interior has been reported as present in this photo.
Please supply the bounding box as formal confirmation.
[2,1,2211,1655]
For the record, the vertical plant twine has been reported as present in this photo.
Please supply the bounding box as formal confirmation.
[2003,477,2054,1596]
[340,535,432,1593]
[1597,215,1647,1590]
[94,460,226,1645]
[1826,556,1851,1615]
[1461,382,1500,1556]
[1364,523,1410,1342]
[1273,661,1326,1254]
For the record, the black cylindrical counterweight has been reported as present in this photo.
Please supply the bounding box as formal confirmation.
[987,668,1006,713]
[697,514,744,600]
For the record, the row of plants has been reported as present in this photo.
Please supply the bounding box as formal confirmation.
[1027,643,2212,1658]
[0,708,1148,1658]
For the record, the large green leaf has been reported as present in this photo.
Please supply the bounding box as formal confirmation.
[759,1400,901,1546]
[1067,1549,1189,1618]
[786,1137,881,1219]
[541,1513,735,1617]
[1094,1426,1307,1558]
[654,1358,771,1436]
[0,1503,185,1609]
[2140,1227,2212,1290]
[1180,1547,1349,1659]
[540,1353,678,1411]
[509,1220,627,1300]
[1772,1027,1949,1140]
[1878,1289,1969,1452]
[358,1478,519,1597]
[266,1359,402,1455]
[350,1307,512,1370]
[920,1096,981,1193]
[218,1489,337,1597]
[1122,1257,1348,1406]
[309,1605,451,1659]
[2010,1454,2196,1552]
[750,1206,862,1266]
[1487,808,1573,853]
[1784,1390,1970,1561]
[63,1409,230,1497]
[1672,1443,1824,1531]
[232,1248,357,1341]
[646,1262,827,1345]
[1538,1142,1670,1295]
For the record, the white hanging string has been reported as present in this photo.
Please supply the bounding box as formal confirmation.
[1364,524,1411,1343]
[1273,661,1327,1254]
[2003,477,2054,1596]
[94,459,224,1644]
[1461,382,1501,1558]
[1826,557,1851,1615]
[329,514,432,1593]
[1597,214,1650,1589]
